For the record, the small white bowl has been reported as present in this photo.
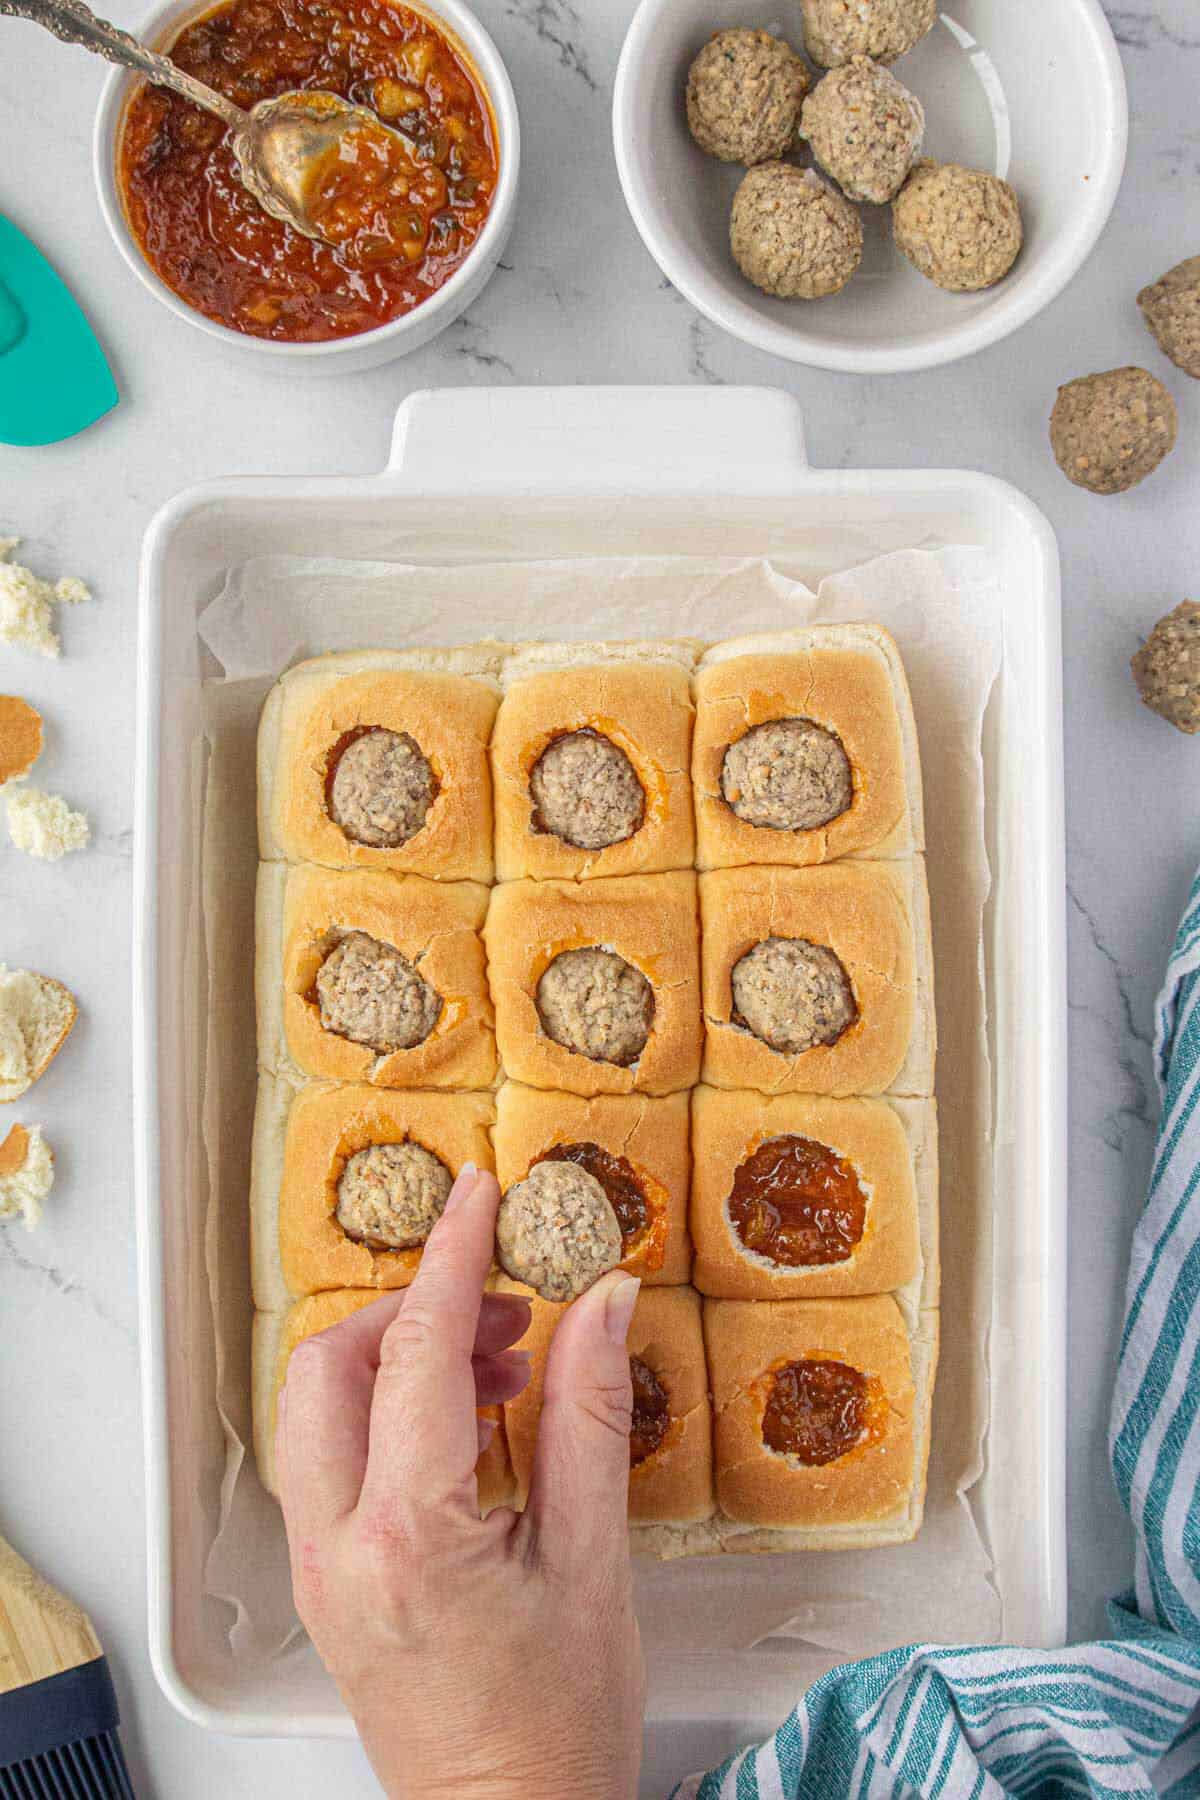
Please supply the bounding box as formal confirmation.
[94,0,519,373]
[613,0,1127,375]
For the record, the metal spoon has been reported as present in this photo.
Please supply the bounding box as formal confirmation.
[1,0,408,246]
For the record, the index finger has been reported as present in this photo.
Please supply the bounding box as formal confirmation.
[358,1165,501,1516]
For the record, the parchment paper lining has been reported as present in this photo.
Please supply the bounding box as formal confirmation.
[196,548,1001,1676]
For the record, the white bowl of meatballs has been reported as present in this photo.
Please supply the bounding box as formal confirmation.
[613,0,1128,373]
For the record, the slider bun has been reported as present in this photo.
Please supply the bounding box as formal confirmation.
[500,640,700,687]
[690,1086,926,1303]
[484,873,702,1097]
[493,1082,692,1285]
[256,861,495,1090]
[498,1280,715,1526]
[624,1286,714,1525]
[704,1295,927,1540]
[693,624,920,871]
[699,860,934,1098]
[258,656,498,880]
[491,653,696,881]
[251,1078,494,1303]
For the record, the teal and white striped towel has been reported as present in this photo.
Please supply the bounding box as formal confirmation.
[677,869,1200,1800]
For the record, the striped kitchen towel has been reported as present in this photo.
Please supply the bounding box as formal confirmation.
[676,868,1200,1800]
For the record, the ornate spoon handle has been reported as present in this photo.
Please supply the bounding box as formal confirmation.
[0,0,248,128]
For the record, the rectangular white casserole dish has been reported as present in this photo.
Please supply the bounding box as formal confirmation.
[133,385,1067,1749]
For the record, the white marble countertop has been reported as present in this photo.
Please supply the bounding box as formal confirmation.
[2,0,1199,1793]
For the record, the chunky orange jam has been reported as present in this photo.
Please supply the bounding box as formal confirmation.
[535,1141,649,1252]
[119,0,497,340]
[729,1135,866,1267]
[629,1356,670,1468]
[762,1357,875,1466]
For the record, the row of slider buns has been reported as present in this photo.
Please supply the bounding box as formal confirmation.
[254,858,934,1099]
[255,1288,939,1556]
[251,1082,937,1310]
[256,623,924,880]
[251,622,938,1552]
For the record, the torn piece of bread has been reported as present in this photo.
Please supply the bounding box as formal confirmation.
[0,540,91,659]
[0,696,43,784]
[0,1122,54,1229]
[0,966,77,1102]
[6,787,90,860]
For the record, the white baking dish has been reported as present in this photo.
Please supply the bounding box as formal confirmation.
[133,385,1066,1750]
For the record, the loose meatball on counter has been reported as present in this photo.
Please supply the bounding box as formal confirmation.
[1050,367,1178,495]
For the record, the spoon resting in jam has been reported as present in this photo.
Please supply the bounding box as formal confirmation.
[1,0,422,250]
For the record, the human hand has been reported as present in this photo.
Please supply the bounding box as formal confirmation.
[276,1165,646,1800]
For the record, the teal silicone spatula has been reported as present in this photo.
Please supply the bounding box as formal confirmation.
[0,216,118,446]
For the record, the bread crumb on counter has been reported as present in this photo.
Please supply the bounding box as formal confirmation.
[0,965,78,1102]
[6,786,91,859]
[0,538,91,658]
[0,1122,54,1231]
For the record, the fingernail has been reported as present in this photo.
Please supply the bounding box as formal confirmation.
[603,1274,641,1345]
[477,1417,497,1453]
[445,1162,480,1211]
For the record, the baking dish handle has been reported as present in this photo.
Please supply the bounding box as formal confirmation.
[386,385,809,495]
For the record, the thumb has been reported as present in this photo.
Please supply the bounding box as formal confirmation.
[525,1273,641,1573]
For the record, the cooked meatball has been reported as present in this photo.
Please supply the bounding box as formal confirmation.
[721,718,853,831]
[496,1158,622,1302]
[732,937,857,1054]
[731,165,862,300]
[316,930,442,1052]
[800,56,924,205]
[799,0,936,67]
[1050,367,1178,496]
[686,28,809,166]
[536,947,654,1067]
[1138,257,1200,380]
[529,730,645,850]
[328,728,436,847]
[336,1140,452,1248]
[1132,602,1200,735]
[893,159,1021,291]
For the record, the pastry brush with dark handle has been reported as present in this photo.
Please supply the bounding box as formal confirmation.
[0,1534,135,1797]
